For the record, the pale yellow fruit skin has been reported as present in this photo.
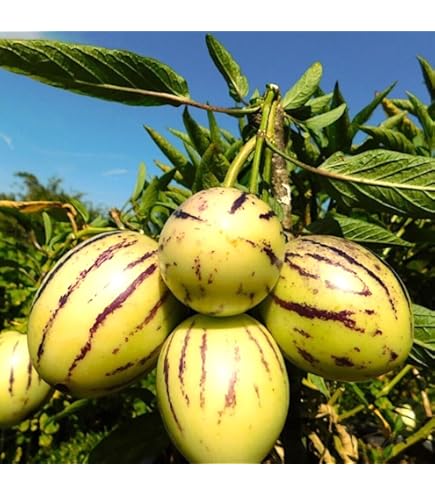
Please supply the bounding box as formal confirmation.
[27,231,187,398]
[158,187,285,316]
[156,313,290,463]
[259,235,414,381]
[0,331,52,427]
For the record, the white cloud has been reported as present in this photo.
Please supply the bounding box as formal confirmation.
[0,133,13,150]
[102,168,129,177]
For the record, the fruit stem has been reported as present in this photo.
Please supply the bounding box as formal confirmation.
[384,416,435,462]
[338,364,413,422]
[377,364,413,397]
[222,136,256,187]
[262,100,279,194]
[249,86,278,194]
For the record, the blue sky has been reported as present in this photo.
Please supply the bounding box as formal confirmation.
[0,31,433,209]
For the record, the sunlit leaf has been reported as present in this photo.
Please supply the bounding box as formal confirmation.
[131,162,147,202]
[408,304,435,369]
[318,150,435,218]
[417,55,435,101]
[303,103,347,131]
[282,62,323,110]
[205,34,249,103]
[360,126,416,154]
[0,39,190,107]
[307,213,413,247]
[182,108,211,155]
[349,82,396,139]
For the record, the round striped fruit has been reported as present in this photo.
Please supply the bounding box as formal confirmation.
[27,230,187,398]
[0,331,52,427]
[156,313,290,463]
[259,235,414,381]
[158,187,285,316]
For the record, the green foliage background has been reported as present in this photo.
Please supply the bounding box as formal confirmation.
[0,35,433,464]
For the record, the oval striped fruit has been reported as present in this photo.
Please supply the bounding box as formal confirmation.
[0,331,52,427]
[158,187,285,316]
[156,313,290,463]
[259,235,414,381]
[27,230,187,398]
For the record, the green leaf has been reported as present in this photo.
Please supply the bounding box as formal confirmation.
[307,92,333,114]
[408,304,435,369]
[349,82,396,139]
[349,383,370,407]
[205,34,249,103]
[220,128,237,144]
[326,83,351,153]
[182,108,211,155]
[380,111,407,129]
[406,92,434,149]
[417,55,435,101]
[69,197,90,223]
[304,373,331,399]
[207,110,224,149]
[88,412,170,463]
[389,98,416,114]
[138,178,159,217]
[144,126,195,186]
[282,62,323,110]
[45,399,91,426]
[0,39,189,107]
[303,103,347,131]
[184,143,201,168]
[192,143,221,192]
[318,149,435,218]
[139,169,177,218]
[360,126,416,154]
[42,212,52,245]
[131,162,147,202]
[168,128,191,146]
[307,213,413,247]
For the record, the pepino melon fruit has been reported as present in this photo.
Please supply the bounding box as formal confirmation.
[156,313,289,463]
[27,230,187,398]
[158,187,285,317]
[259,235,414,381]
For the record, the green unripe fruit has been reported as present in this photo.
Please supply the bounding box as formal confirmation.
[27,231,187,398]
[259,235,414,381]
[0,331,52,427]
[156,313,290,463]
[158,187,285,316]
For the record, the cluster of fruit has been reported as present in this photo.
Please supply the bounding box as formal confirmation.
[0,186,414,463]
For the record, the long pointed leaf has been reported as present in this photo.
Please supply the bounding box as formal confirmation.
[282,62,323,110]
[318,149,435,218]
[307,93,333,114]
[406,92,434,149]
[360,126,416,154]
[308,213,413,247]
[303,103,347,131]
[349,82,396,139]
[417,55,435,101]
[144,126,194,185]
[0,39,190,107]
[192,143,221,192]
[408,304,435,369]
[182,107,211,155]
[205,34,249,103]
[326,82,351,153]
[131,162,147,202]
